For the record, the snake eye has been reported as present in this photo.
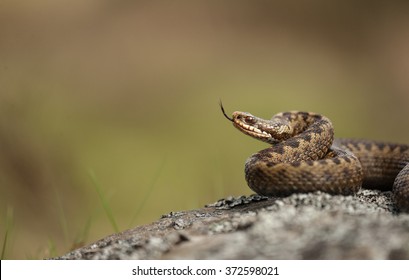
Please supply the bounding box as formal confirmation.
[244,116,255,124]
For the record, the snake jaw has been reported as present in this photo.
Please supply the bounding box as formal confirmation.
[233,120,270,136]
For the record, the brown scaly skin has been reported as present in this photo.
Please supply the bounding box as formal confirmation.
[220,104,409,212]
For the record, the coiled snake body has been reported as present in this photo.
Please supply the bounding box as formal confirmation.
[221,104,409,212]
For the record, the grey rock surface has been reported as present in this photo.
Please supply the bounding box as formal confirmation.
[56,190,409,260]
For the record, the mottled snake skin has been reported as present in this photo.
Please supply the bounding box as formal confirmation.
[221,105,409,212]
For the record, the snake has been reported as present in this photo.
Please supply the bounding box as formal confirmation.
[220,103,409,212]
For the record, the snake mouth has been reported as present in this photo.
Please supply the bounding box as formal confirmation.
[233,121,272,140]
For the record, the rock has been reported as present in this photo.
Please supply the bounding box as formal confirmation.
[54,190,409,260]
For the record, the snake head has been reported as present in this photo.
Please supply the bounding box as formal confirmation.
[220,102,281,144]
[231,111,280,144]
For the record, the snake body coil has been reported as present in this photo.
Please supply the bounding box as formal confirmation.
[221,105,409,212]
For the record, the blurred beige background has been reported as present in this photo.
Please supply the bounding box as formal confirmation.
[1,0,409,259]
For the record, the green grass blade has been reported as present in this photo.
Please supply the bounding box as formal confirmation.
[47,239,57,258]
[1,227,9,259]
[53,186,69,243]
[89,170,119,233]
[1,206,14,259]
[71,216,92,250]
[128,157,166,227]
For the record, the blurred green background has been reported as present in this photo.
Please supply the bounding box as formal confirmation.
[1,0,409,259]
